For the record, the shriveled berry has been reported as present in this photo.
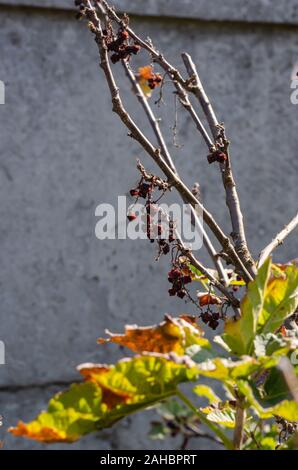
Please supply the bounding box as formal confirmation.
[162,244,170,255]
[139,182,152,198]
[127,213,137,222]
[125,45,141,55]
[216,151,227,163]
[207,150,228,165]
[118,30,129,41]
[168,288,177,296]
[177,290,186,299]
[201,313,212,324]
[130,188,140,197]
[209,319,219,330]
[168,268,181,282]
[183,275,192,285]
[111,53,120,64]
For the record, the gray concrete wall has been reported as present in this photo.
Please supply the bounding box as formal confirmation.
[0,0,297,449]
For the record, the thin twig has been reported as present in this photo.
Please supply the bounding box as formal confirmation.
[259,212,298,267]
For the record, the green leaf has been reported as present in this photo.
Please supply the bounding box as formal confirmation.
[186,344,217,363]
[263,367,292,406]
[223,258,272,355]
[257,264,298,334]
[10,354,198,443]
[237,379,298,421]
[201,408,236,429]
[196,356,277,382]
[9,382,103,443]
[253,333,293,358]
[149,422,170,440]
[193,385,220,404]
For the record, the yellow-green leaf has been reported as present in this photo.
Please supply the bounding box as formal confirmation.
[193,385,220,404]
[10,354,198,443]
[197,356,277,383]
[257,264,298,334]
[223,258,272,355]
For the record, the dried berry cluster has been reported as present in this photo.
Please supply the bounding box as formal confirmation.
[105,28,141,64]
[200,311,220,330]
[168,267,192,299]
[147,72,162,91]
[197,293,223,330]
[207,150,227,165]
[130,181,153,199]
[127,178,174,253]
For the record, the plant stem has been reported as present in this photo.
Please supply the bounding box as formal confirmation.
[233,402,246,450]
[176,388,234,450]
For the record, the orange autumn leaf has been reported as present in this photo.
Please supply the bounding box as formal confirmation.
[10,422,69,443]
[138,65,154,80]
[197,293,222,307]
[98,314,209,355]
[137,65,162,97]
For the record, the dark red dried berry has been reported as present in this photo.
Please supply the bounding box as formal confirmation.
[110,53,120,64]
[216,151,227,163]
[183,275,192,285]
[157,225,163,236]
[207,150,228,165]
[201,313,212,324]
[168,268,181,282]
[162,244,170,255]
[212,312,220,320]
[125,45,141,55]
[130,188,140,197]
[168,288,177,296]
[177,290,186,299]
[118,30,129,41]
[209,319,219,330]
[127,213,137,222]
[139,182,152,198]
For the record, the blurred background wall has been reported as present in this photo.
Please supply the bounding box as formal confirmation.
[0,0,298,449]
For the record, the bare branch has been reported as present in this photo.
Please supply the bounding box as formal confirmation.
[259,212,298,267]
[181,53,219,141]
[173,82,214,150]
[181,53,256,278]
